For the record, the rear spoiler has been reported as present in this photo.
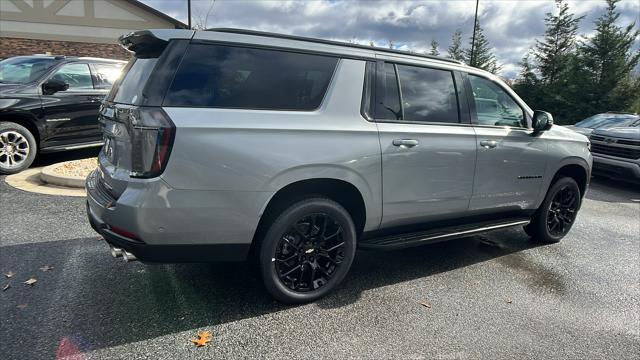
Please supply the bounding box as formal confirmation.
[118,29,195,58]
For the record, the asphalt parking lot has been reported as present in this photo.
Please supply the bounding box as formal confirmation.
[1,151,639,359]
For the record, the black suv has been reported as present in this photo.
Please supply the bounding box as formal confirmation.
[0,55,126,174]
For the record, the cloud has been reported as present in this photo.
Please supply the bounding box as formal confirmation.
[140,0,640,78]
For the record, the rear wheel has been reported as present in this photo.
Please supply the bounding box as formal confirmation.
[525,177,581,243]
[0,122,37,175]
[258,198,356,303]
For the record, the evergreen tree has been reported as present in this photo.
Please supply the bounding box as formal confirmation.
[578,0,640,114]
[447,29,465,62]
[429,39,440,56]
[534,0,583,85]
[464,21,500,73]
[513,53,540,106]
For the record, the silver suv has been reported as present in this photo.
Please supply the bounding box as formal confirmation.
[86,29,593,303]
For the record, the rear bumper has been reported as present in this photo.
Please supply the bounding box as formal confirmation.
[87,201,250,262]
[85,170,268,262]
[592,154,640,180]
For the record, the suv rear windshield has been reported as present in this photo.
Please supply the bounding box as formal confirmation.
[164,44,338,111]
[107,58,158,105]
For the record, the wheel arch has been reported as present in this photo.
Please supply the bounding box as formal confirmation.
[0,112,41,147]
[251,177,369,257]
[545,158,591,196]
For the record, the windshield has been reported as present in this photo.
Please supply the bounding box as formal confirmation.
[575,114,640,129]
[0,57,59,84]
[107,58,158,105]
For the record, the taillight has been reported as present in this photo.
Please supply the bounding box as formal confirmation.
[129,107,175,178]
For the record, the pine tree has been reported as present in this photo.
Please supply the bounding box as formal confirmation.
[513,53,541,109]
[534,0,583,85]
[464,21,500,73]
[429,39,440,56]
[447,29,465,62]
[578,0,640,114]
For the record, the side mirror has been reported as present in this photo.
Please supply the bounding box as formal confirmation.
[42,79,69,95]
[532,110,553,132]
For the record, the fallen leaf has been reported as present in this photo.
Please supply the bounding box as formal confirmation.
[40,265,54,272]
[2,284,9,291]
[17,304,28,309]
[24,278,37,286]
[505,298,513,304]
[191,331,212,347]
[419,300,431,308]
[4,271,15,278]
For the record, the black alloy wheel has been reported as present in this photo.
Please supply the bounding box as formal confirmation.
[546,184,579,237]
[275,213,346,292]
[524,176,581,243]
[259,198,356,303]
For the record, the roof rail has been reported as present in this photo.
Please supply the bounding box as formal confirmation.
[205,28,465,65]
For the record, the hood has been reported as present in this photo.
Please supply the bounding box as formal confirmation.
[592,127,640,140]
[564,125,593,136]
[545,124,590,143]
[0,82,31,95]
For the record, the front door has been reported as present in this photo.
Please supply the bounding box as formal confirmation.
[40,62,106,147]
[376,61,477,228]
[466,74,548,212]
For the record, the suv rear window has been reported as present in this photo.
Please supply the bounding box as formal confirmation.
[164,44,338,110]
[108,58,158,105]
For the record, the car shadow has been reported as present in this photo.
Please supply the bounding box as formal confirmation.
[586,175,640,204]
[32,148,100,168]
[1,228,541,358]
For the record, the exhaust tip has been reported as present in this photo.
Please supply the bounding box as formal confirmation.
[110,246,123,258]
[122,251,137,262]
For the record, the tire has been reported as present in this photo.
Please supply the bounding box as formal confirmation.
[258,197,357,303]
[0,122,37,175]
[524,177,581,243]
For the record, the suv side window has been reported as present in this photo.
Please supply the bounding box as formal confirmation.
[90,63,124,90]
[374,62,460,124]
[396,64,459,123]
[375,63,402,120]
[164,44,338,110]
[50,63,93,90]
[468,74,525,128]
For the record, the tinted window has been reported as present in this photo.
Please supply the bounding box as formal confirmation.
[375,63,402,120]
[468,75,524,127]
[164,44,338,110]
[50,63,93,90]
[110,58,158,104]
[91,63,124,90]
[396,64,459,123]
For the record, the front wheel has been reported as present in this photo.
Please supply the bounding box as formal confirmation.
[0,122,37,175]
[525,177,581,243]
[258,198,357,303]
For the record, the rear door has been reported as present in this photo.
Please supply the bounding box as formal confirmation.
[465,73,548,212]
[40,62,105,146]
[375,60,477,228]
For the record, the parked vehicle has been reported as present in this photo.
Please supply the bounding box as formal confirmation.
[0,55,126,174]
[589,126,640,182]
[86,29,592,303]
[565,112,639,136]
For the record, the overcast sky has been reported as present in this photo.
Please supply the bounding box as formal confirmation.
[140,0,640,78]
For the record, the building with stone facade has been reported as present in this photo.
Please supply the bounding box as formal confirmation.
[0,0,186,60]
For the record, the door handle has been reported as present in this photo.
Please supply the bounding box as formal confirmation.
[480,140,498,149]
[89,96,105,102]
[392,139,419,148]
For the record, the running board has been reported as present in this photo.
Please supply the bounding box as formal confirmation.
[359,218,530,250]
[41,141,104,153]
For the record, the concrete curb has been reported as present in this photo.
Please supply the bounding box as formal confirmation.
[40,163,87,188]
[5,167,86,197]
